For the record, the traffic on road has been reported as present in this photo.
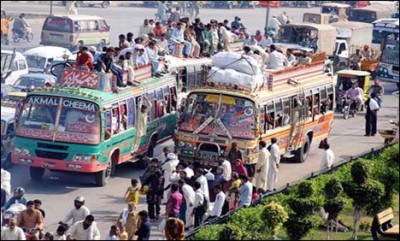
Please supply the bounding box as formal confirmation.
[1,1,399,240]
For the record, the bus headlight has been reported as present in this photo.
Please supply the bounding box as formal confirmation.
[15,147,30,155]
[73,154,96,163]
[178,141,185,148]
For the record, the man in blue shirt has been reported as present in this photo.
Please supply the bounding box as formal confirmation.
[238,174,253,208]
[170,22,192,58]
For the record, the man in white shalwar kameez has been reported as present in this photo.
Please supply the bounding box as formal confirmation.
[267,137,280,192]
[132,97,152,154]
[162,153,179,203]
[253,141,270,193]
[178,179,195,228]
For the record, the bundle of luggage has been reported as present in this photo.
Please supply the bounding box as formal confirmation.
[208,52,264,91]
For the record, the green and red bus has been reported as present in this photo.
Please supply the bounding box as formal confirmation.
[12,70,178,186]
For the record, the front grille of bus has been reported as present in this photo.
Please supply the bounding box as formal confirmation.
[37,143,69,150]
[35,150,68,160]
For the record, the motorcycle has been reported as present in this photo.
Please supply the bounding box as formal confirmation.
[11,27,33,43]
[342,96,358,119]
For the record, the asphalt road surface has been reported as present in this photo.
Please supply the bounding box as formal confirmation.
[2,2,400,240]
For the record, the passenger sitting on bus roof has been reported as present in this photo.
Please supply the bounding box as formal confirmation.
[134,45,150,67]
[298,51,312,64]
[76,46,94,70]
[95,47,126,88]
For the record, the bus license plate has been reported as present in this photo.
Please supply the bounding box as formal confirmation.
[43,162,56,168]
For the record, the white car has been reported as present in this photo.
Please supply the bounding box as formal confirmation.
[23,46,73,74]
[11,73,57,92]
[1,50,29,86]
[75,1,111,8]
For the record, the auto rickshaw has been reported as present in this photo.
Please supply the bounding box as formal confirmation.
[335,70,371,118]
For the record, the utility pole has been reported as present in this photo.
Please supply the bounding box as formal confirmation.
[264,6,270,37]
[50,1,53,15]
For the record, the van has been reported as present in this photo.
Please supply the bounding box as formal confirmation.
[23,46,73,73]
[40,15,111,51]
[1,50,29,86]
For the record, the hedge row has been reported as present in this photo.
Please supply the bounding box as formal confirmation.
[190,143,399,240]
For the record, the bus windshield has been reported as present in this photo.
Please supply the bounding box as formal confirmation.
[179,93,256,139]
[17,96,101,144]
[381,39,399,65]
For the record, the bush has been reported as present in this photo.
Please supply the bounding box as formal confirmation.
[228,205,264,239]
[218,224,243,240]
[261,202,289,236]
[190,224,224,240]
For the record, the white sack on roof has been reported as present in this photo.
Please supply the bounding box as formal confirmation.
[212,52,262,75]
[208,67,264,91]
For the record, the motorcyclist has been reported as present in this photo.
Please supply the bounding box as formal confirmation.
[5,187,28,210]
[12,13,30,38]
[17,200,44,240]
[368,77,384,106]
[349,49,363,70]
[61,196,91,225]
[346,82,363,111]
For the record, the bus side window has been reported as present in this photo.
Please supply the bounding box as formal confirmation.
[126,98,135,129]
[282,98,291,126]
[260,106,266,133]
[170,86,177,111]
[274,100,283,128]
[119,101,127,131]
[266,103,275,130]
[112,106,120,134]
[312,93,320,116]
[105,109,112,140]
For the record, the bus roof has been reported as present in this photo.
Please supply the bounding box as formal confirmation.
[27,75,176,104]
[47,14,106,21]
[330,21,373,30]
[283,22,336,31]
[336,70,371,76]
[373,18,400,25]
[321,3,351,8]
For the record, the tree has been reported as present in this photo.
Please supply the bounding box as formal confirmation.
[323,178,346,238]
[285,181,321,240]
[342,161,384,240]
[261,202,289,238]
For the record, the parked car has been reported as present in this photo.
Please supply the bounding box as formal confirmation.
[1,50,29,86]
[62,1,111,8]
[23,46,73,74]
[11,73,57,92]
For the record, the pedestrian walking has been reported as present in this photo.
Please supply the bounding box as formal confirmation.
[165,184,183,218]
[124,179,140,205]
[165,218,185,240]
[238,175,253,208]
[321,143,334,169]
[178,179,195,229]
[193,182,208,228]
[267,138,280,192]
[365,93,380,136]
[254,141,269,193]
[117,202,140,240]
[135,211,151,241]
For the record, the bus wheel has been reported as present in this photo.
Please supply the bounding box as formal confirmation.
[294,138,310,163]
[30,167,45,181]
[95,161,111,186]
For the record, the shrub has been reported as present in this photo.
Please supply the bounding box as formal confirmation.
[323,178,346,221]
[190,224,224,240]
[218,223,243,240]
[228,205,264,240]
[285,180,321,240]
[261,202,289,236]
[342,161,385,240]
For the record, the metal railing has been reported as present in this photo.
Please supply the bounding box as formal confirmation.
[186,141,398,238]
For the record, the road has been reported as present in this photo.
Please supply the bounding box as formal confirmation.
[2,2,400,240]
[2,2,321,52]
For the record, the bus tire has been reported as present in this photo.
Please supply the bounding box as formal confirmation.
[294,138,310,163]
[95,161,111,186]
[30,167,45,181]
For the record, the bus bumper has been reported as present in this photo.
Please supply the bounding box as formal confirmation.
[11,154,107,173]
